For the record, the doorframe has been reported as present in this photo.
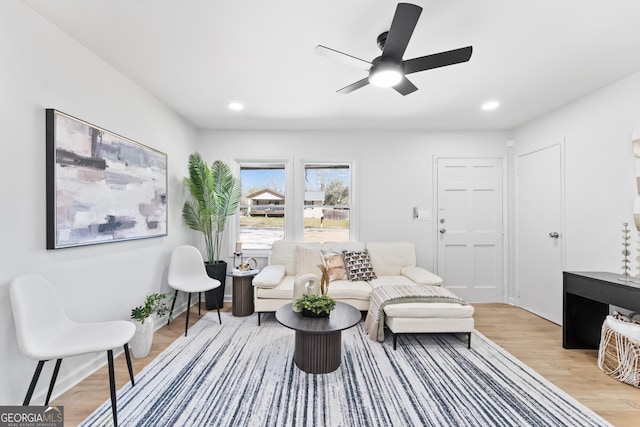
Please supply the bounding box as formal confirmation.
[432,155,509,303]
[514,141,567,307]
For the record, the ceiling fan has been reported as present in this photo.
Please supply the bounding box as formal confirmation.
[315,2,473,96]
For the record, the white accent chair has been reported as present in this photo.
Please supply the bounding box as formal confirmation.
[167,245,222,336]
[10,273,135,427]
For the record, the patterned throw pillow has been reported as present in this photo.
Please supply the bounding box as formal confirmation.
[322,251,347,282]
[343,250,377,281]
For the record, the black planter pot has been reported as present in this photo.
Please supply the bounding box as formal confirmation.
[204,261,227,310]
[301,308,331,318]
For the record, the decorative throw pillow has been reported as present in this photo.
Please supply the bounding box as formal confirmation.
[295,246,324,277]
[322,251,347,282]
[343,250,377,281]
[252,265,286,289]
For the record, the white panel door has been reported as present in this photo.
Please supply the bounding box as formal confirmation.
[517,144,563,324]
[436,158,504,302]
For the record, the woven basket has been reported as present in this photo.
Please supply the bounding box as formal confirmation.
[597,320,640,387]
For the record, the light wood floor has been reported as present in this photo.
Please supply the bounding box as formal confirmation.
[48,303,640,426]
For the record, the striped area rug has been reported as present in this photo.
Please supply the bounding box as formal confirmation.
[81,312,610,427]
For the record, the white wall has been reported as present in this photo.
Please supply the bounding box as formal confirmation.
[0,0,197,404]
[197,130,510,271]
[513,71,640,274]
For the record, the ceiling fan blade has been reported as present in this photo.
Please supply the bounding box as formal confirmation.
[403,46,473,75]
[315,45,371,71]
[393,76,418,96]
[381,3,422,61]
[336,77,370,94]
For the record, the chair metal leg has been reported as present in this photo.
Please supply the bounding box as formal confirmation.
[258,312,261,326]
[185,293,191,336]
[23,360,45,405]
[107,350,118,427]
[44,359,62,405]
[467,332,472,349]
[123,344,135,387]
[198,292,202,315]
[214,290,221,324]
[167,289,179,325]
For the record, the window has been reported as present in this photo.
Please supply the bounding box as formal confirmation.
[303,163,351,243]
[233,158,355,252]
[238,163,286,250]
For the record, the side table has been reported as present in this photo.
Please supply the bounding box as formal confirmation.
[227,270,259,317]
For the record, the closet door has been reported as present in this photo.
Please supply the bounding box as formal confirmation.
[516,144,564,324]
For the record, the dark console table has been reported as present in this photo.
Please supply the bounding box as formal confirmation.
[563,271,640,349]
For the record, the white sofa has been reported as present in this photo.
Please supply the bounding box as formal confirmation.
[252,240,473,341]
[253,240,442,315]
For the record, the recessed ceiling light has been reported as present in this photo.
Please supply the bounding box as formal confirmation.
[481,101,500,111]
[227,102,244,111]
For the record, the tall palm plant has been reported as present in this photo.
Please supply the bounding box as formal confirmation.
[182,152,241,264]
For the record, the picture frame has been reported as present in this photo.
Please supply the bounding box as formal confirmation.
[46,109,168,249]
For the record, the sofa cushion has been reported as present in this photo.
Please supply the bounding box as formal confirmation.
[326,279,372,300]
[296,245,323,277]
[270,241,321,275]
[343,250,377,281]
[252,265,286,289]
[322,251,348,281]
[369,276,417,288]
[366,242,416,276]
[255,275,295,299]
[401,266,443,286]
[384,302,474,318]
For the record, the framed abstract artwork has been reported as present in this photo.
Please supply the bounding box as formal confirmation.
[46,109,168,249]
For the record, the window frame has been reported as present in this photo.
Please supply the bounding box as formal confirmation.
[229,156,358,258]
[230,156,293,258]
[298,158,358,243]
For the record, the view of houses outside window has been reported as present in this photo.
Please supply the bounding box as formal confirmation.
[303,164,350,243]
[238,163,350,249]
[239,165,286,250]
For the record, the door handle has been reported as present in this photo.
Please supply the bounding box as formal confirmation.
[549,232,559,238]
[440,228,447,234]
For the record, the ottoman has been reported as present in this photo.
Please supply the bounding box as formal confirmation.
[384,302,475,349]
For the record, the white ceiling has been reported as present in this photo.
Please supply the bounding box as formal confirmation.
[22,0,640,131]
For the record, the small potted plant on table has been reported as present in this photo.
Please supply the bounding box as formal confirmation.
[130,293,171,358]
[294,265,336,317]
[294,294,336,317]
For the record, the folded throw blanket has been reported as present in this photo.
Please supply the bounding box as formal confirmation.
[364,285,468,342]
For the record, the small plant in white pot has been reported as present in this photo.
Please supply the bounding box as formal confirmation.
[130,293,171,359]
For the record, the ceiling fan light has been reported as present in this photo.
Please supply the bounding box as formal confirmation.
[228,102,244,111]
[481,101,500,111]
[369,69,403,87]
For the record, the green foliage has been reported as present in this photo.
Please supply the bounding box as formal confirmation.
[182,152,241,263]
[131,293,172,324]
[294,293,336,315]
[323,177,349,206]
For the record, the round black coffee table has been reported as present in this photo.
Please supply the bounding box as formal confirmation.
[275,302,361,374]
